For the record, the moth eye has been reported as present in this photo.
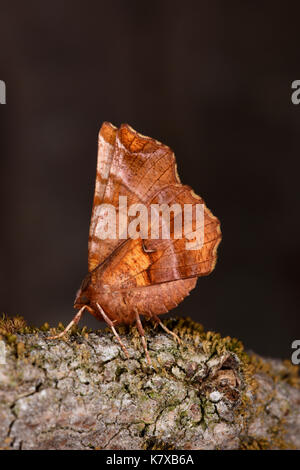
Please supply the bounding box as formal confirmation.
[80,294,89,304]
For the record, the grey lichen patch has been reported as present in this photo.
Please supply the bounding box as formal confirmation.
[0,315,299,450]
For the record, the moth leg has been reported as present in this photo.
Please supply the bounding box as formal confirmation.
[153,314,181,344]
[48,305,86,340]
[135,311,151,365]
[96,303,129,359]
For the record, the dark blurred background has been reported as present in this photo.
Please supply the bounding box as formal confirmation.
[0,1,299,359]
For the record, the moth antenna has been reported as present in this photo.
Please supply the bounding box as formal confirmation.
[48,305,86,340]
[96,303,129,359]
[135,311,151,365]
[153,314,181,344]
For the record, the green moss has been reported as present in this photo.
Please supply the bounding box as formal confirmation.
[249,353,300,389]
[0,314,27,336]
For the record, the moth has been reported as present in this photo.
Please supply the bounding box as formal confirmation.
[49,123,222,363]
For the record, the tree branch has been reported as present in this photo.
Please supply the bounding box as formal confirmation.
[0,316,299,450]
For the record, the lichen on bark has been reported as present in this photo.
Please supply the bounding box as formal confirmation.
[0,315,299,450]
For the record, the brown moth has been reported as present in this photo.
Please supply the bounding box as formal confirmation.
[49,123,222,363]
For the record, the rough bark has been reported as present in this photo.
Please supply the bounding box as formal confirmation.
[0,316,299,450]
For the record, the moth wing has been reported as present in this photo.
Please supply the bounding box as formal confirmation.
[88,122,117,271]
[88,123,179,271]
[88,123,221,284]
